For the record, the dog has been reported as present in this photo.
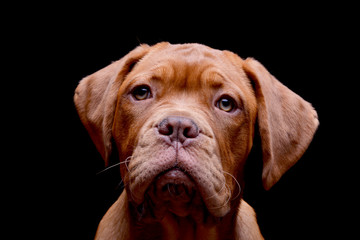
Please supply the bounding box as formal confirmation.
[74,42,319,239]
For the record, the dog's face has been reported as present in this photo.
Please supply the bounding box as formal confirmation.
[74,42,318,224]
[113,44,257,219]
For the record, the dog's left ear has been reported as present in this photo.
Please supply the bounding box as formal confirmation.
[243,58,319,190]
[74,44,151,165]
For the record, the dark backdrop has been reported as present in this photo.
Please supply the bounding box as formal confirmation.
[20,6,352,240]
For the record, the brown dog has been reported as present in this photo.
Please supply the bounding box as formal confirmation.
[74,42,319,239]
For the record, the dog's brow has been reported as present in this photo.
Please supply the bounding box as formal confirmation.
[148,65,174,82]
[149,74,165,83]
[204,72,225,89]
[207,79,223,89]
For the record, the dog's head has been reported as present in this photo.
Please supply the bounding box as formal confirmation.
[74,42,318,222]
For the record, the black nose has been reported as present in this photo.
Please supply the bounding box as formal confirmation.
[158,116,199,143]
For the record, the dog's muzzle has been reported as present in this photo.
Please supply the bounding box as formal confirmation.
[129,115,230,221]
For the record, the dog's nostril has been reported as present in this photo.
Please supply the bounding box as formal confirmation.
[158,119,173,136]
[183,126,198,139]
[167,126,173,136]
[183,128,190,138]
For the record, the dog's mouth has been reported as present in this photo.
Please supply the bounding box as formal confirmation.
[133,167,209,222]
[153,167,196,204]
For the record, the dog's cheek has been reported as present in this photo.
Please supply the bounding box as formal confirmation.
[214,115,253,197]
[113,97,152,156]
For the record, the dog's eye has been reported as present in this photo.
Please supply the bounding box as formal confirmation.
[132,85,151,100]
[217,97,236,112]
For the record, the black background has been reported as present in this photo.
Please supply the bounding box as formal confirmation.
[12,4,355,240]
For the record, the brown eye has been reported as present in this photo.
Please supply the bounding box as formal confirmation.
[217,97,236,112]
[132,85,151,100]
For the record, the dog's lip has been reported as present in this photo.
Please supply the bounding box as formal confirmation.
[154,166,196,199]
[156,166,191,180]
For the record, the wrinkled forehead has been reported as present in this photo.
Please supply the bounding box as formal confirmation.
[142,43,225,65]
[130,43,251,92]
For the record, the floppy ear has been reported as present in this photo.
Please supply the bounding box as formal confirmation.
[74,44,151,165]
[243,58,319,190]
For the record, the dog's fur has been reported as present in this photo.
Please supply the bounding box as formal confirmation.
[74,42,319,239]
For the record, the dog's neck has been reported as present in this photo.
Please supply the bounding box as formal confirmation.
[95,191,237,240]
[132,209,236,240]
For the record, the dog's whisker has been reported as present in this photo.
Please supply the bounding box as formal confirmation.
[205,181,227,200]
[225,184,232,205]
[206,170,241,210]
[124,156,132,172]
[96,156,132,175]
[208,183,232,210]
[96,162,121,175]
[222,171,242,200]
[116,179,125,190]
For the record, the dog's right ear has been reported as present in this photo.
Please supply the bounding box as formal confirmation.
[243,58,319,190]
[74,44,151,165]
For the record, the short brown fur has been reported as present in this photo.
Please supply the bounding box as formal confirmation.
[74,42,318,239]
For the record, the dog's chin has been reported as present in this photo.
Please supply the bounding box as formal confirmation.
[151,168,196,214]
[130,167,224,225]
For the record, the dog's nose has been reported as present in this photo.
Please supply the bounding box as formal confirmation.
[158,116,199,143]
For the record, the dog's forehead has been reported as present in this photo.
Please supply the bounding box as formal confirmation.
[134,43,249,89]
[158,43,223,60]
[144,43,227,68]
